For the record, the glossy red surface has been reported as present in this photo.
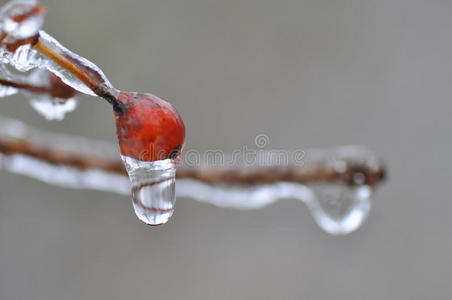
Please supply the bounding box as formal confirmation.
[114,91,185,161]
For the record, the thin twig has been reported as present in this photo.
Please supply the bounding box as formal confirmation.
[0,2,386,189]
[0,134,386,187]
[0,77,49,94]
[32,38,125,113]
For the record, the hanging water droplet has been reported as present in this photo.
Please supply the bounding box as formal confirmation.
[27,95,78,120]
[121,155,177,226]
[18,68,79,120]
[307,184,372,235]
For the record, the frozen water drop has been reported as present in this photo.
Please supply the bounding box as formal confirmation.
[8,44,41,71]
[121,156,177,226]
[307,184,372,235]
[28,95,78,120]
[133,177,176,225]
[16,68,79,120]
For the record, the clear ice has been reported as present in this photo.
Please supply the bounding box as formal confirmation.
[121,155,177,226]
[0,84,17,97]
[0,32,115,111]
[0,0,384,234]
[0,0,117,120]
[0,0,43,39]
[0,64,79,120]
[26,68,79,120]
[28,96,78,120]
[0,116,383,234]
[308,184,372,235]
[176,181,372,235]
[35,31,117,97]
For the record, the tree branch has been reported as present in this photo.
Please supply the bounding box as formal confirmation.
[32,37,125,113]
[0,77,49,94]
[0,127,386,187]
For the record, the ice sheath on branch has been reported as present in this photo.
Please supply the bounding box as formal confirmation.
[0,0,187,225]
[0,0,386,234]
[0,115,385,235]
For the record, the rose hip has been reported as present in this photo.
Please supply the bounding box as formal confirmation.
[114,91,185,162]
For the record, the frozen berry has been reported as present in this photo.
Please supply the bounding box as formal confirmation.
[114,91,185,162]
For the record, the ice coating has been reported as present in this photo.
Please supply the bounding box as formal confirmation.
[0,1,184,226]
[0,0,117,100]
[0,57,34,84]
[176,180,372,235]
[0,0,383,234]
[0,1,85,120]
[1,153,130,195]
[308,184,372,235]
[36,31,117,97]
[0,151,373,234]
[121,156,177,225]
[0,116,383,234]
[0,0,43,71]
[0,116,120,159]
[7,43,40,72]
[28,95,78,120]
[0,63,79,120]
[25,68,79,120]
[0,31,116,97]
[0,84,17,97]
[0,0,44,39]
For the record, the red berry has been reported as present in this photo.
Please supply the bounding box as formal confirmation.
[114,91,185,162]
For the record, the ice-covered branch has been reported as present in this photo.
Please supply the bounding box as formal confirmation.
[0,0,122,118]
[0,116,385,187]
[0,116,385,234]
[0,0,387,234]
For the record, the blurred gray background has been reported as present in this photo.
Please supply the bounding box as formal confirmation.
[0,0,451,299]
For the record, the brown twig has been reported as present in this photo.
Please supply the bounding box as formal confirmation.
[32,40,95,92]
[32,38,125,113]
[0,2,386,188]
[1,33,124,111]
[0,3,122,110]
[0,135,386,187]
[10,3,43,23]
[0,77,49,94]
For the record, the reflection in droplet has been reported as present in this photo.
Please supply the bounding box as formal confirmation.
[121,156,177,226]
[132,177,176,225]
